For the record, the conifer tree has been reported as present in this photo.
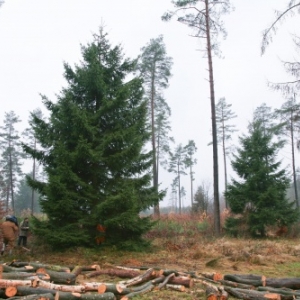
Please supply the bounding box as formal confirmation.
[138,35,173,217]
[275,96,300,207]
[184,140,197,208]
[163,0,232,235]
[23,28,160,250]
[15,174,41,215]
[0,111,24,211]
[215,98,237,207]
[192,182,212,214]
[22,108,44,215]
[168,144,187,214]
[225,120,298,237]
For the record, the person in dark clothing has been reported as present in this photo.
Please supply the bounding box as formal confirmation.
[18,218,29,247]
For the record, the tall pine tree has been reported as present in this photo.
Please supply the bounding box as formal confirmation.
[138,35,173,217]
[0,111,24,211]
[23,28,160,250]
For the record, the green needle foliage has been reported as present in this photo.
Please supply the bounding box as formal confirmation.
[225,120,299,237]
[23,28,161,250]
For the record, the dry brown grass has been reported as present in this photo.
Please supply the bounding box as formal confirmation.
[10,214,300,300]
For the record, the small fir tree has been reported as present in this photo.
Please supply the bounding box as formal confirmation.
[225,120,299,237]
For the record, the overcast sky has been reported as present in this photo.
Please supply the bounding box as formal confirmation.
[0,1,299,207]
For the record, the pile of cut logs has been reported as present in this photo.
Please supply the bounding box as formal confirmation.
[0,260,299,299]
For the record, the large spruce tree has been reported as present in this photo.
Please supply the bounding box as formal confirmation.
[23,29,160,250]
[225,120,298,237]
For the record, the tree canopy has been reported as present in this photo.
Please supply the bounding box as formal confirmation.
[23,28,161,250]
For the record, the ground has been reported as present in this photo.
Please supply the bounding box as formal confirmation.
[10,237,300,300]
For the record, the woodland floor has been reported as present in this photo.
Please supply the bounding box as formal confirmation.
[8,236,300,300]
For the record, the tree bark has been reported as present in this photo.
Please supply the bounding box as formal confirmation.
[1,264,35,273]
[36,269,76,285]
[119,268,155,287]
[0,279,32,288]
[225,287,281,300]
[71,265,100,276]
[0,272,49,281]
[166,284,185,292]
[10,262,71,273]
[9,292,55,300]
[204,0,220,235]
[155,273,175,290]
[36,280,85,293]
[85,269,140,280]
[55,291,116,300]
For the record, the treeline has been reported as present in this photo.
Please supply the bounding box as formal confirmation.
[1,0,300,248]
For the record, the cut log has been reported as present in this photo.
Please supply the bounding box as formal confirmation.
[97,283,124,295]
[206,285,220,300]
[81,282,122,293]
[36,280,85,293]
[5,285,17,297]
[10,262,71,273]
[223,274,266,287]
[224,274,300,290]
[225,287,281,300]
[36,269,76,284]
[9,292,55,300]
[71,265,100,276]
[218,287,229,300]
[0,272,50,281]
[1,264,35,273]
[81,282,106,292]
[258,286,300,298]
[0,279,32,288]
[165,284,185,292]
[16,286,57,296]
[85,269,140,279]
[201,272,224,281]
[219,279,255,290]
[0,288,6,298]
[56,291,116,300]
[115,266,141,272]
[265,278,300,289]
[119,268,155,287]
[168,276,194,288]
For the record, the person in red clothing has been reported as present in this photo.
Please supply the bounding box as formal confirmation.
[1,215,18,255]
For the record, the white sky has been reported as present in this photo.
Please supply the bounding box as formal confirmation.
[0,1,299,207]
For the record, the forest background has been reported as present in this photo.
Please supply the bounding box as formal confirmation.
[0,0,300,213]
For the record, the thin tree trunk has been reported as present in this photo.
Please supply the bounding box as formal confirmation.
[151,68,159,218]
[178,164,181,214]
[205,0,220,235]
[222,120,228,209]
[9,151,14,211]
[290,105,299,207]
[31,138,37,215]
[190,165,193,208]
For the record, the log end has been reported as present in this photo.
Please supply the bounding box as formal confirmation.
[97,284,106,294]
[5,286,17,297]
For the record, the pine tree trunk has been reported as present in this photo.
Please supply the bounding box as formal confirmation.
[205,0,220,235]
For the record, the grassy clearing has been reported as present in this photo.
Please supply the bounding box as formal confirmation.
[10,213,300,300]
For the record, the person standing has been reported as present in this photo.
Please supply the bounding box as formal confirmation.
[18,217,29,247]
[1,215,18,255]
